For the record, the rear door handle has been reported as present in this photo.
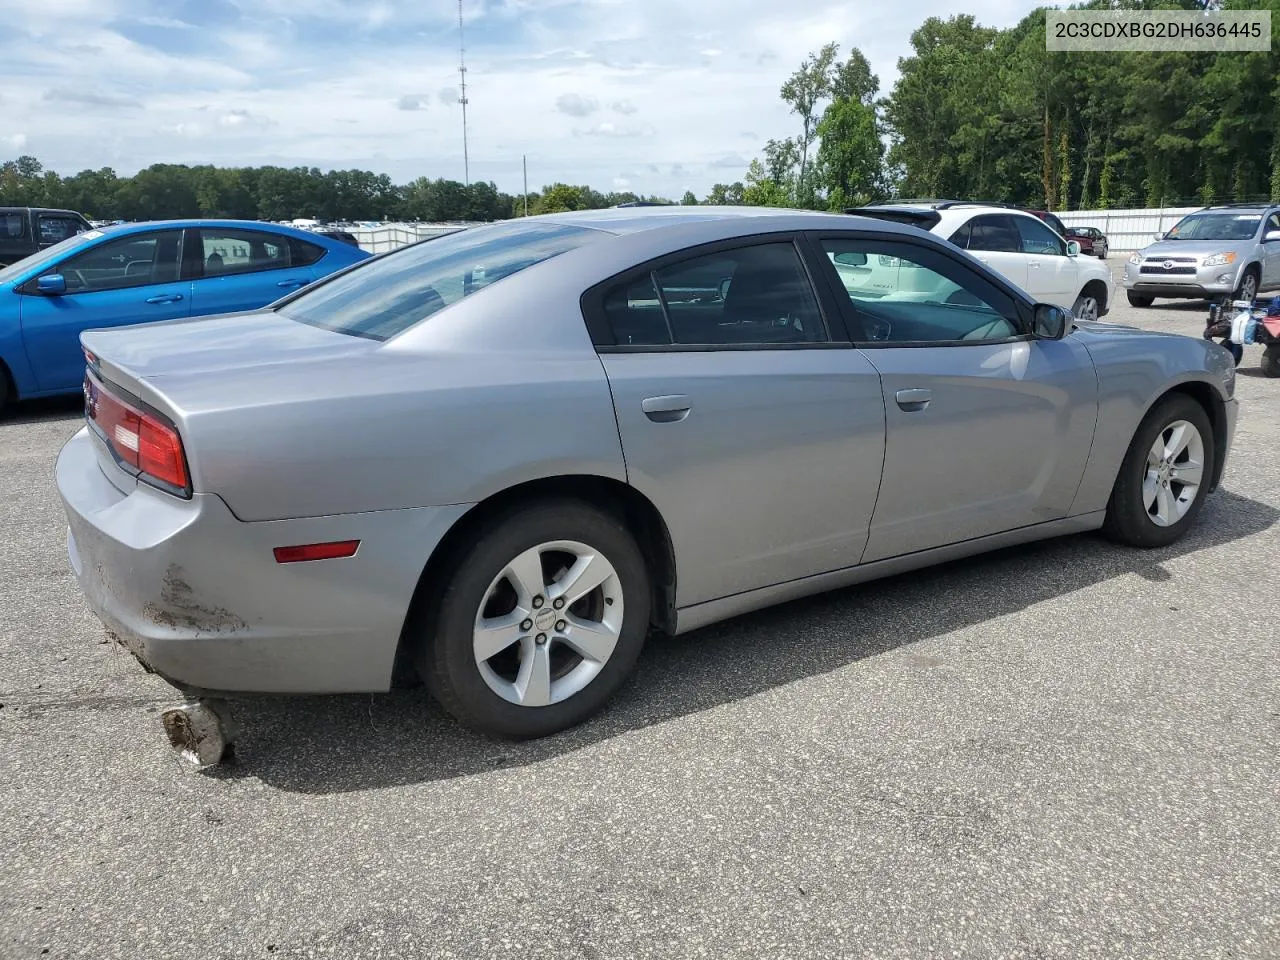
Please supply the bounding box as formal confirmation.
[895,388,932,412]
[276,278,307,288]
[145,294,183,304]
[642,395,691,423]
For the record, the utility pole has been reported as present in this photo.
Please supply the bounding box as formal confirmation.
[523,154,528,216]
[458,0,470,185]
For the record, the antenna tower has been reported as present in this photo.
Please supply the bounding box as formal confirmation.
[458,0,470,185]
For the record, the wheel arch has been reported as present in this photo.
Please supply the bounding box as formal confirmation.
[390,474,677,687]
[1079,277,1109,312]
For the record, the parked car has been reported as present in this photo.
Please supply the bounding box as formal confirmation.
[1028,209,1069,238]
[312,229,362,248]
[1121,203,1280,307]
[56,206,1238,747]
[0,207,93,268]
[849,201,1114,321]
[0,219,370,412]
[1066,226,1109,259]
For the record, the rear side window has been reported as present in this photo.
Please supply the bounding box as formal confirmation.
[280,221,598,341]
[290,237,328,266]
[597,241,827,347]
[197,228,291,277]
[965,215,1021,253]
[2,213,25,239]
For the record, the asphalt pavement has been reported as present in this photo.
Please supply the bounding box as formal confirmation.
[1,289,1277,959]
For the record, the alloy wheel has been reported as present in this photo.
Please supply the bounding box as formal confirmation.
[472,540,624,707]
[1143,419,1205,527]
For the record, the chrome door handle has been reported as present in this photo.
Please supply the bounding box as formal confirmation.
[145,294,183,304]
[895,388,932,412]
[642,395,691,423]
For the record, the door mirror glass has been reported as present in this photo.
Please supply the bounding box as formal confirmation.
[833,251,868,266]
[1153,232,1165,242]
[36,273,67,296]
[1264,230,1280,243]
[1033,303,1071,339]
[1066,240,1081,257]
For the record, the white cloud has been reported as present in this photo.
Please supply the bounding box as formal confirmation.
[4,133,27,149]
[555,92,598,117]
[397,94,431,111]
[0,0,1046,197]
[613,176,632,189]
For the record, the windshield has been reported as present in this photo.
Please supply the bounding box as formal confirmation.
[1165,213,1261,242]
[279,220,600,340]
[0,229,104,284]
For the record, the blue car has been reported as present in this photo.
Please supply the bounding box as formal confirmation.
[0,219,369,412]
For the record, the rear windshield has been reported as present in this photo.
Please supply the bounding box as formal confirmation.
[279,220,600,340]
[1165,213,1261,242]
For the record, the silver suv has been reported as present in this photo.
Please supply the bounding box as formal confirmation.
[1121,203,1280,307]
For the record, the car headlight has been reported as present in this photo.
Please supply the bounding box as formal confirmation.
[1128,251,1142,265]
[1202,251,1237,267]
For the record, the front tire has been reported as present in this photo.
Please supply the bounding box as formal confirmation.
[1234,268,1258,305]
[1072,291,1100,323]
[1261,343,1280,378]
[419,499,651,739]
[1127,292,1154,308]
[1102,395,1215,548]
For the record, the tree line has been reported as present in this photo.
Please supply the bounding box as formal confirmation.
[4,1,1278,222]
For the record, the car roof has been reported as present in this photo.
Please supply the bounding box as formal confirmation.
[90,218,354,243]
[0,206,86,217]
[528,204,865,236]
[1200,204,1272,214]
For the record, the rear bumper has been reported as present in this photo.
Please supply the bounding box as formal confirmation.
[57,427,471,695]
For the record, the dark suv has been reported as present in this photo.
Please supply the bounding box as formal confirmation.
[0,207,94,268]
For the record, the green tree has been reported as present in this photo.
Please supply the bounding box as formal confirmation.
[780,41,840,205]
[815,97,884,210]
[681,190,698,205]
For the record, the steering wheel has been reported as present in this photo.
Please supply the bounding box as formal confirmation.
[863,317,892,342]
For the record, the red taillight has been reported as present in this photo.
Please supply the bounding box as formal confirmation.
[273,541,361,564]
[85,371,190,493]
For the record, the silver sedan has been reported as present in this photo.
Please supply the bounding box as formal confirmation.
[57,207,1239,744]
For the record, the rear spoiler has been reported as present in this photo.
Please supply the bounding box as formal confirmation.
[844,207,941,230]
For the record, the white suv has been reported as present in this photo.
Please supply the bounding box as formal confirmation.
[849,202,1115,321]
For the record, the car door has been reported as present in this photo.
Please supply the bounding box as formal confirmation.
[1014,213,1079,307]
[187,226,317,316]
[1262,212,1280,288]
[950,214,1029,291]
[18,229,190,393]
[809,233,1098,563]
[585,236,887,608]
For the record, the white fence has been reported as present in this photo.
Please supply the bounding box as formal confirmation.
[342,207,1232,256]
[349,222,475,254]
[1056,206,1202,253]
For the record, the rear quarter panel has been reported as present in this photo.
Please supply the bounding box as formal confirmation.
[1068,322,1233,514]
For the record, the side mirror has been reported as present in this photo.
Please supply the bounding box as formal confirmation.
[1264,230,1280,243]
[36,274,67,296]
[1153,232,1166,241]
[1032,303,1071,339]
[1065,240,1081,257]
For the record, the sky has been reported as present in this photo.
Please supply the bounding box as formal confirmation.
[0,0,1046,199]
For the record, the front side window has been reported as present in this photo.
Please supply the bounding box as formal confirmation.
[57,231,183,292]
[1015,215,1067,256]
[38,215,86,246]
[1266,213,1280,234]
[1166,213,1262,242]
[820,237,1021,344]
[598,241,827,347]
[964,215,1021,253]
[198,228,291,277]
[281,220,598,341]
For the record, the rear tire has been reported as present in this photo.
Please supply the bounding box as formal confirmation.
[1127,292,1154,308]
[0,364,12,418]
[418,499,651,739]
[1261,343,1280,378]
[1102,395,1215,549]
